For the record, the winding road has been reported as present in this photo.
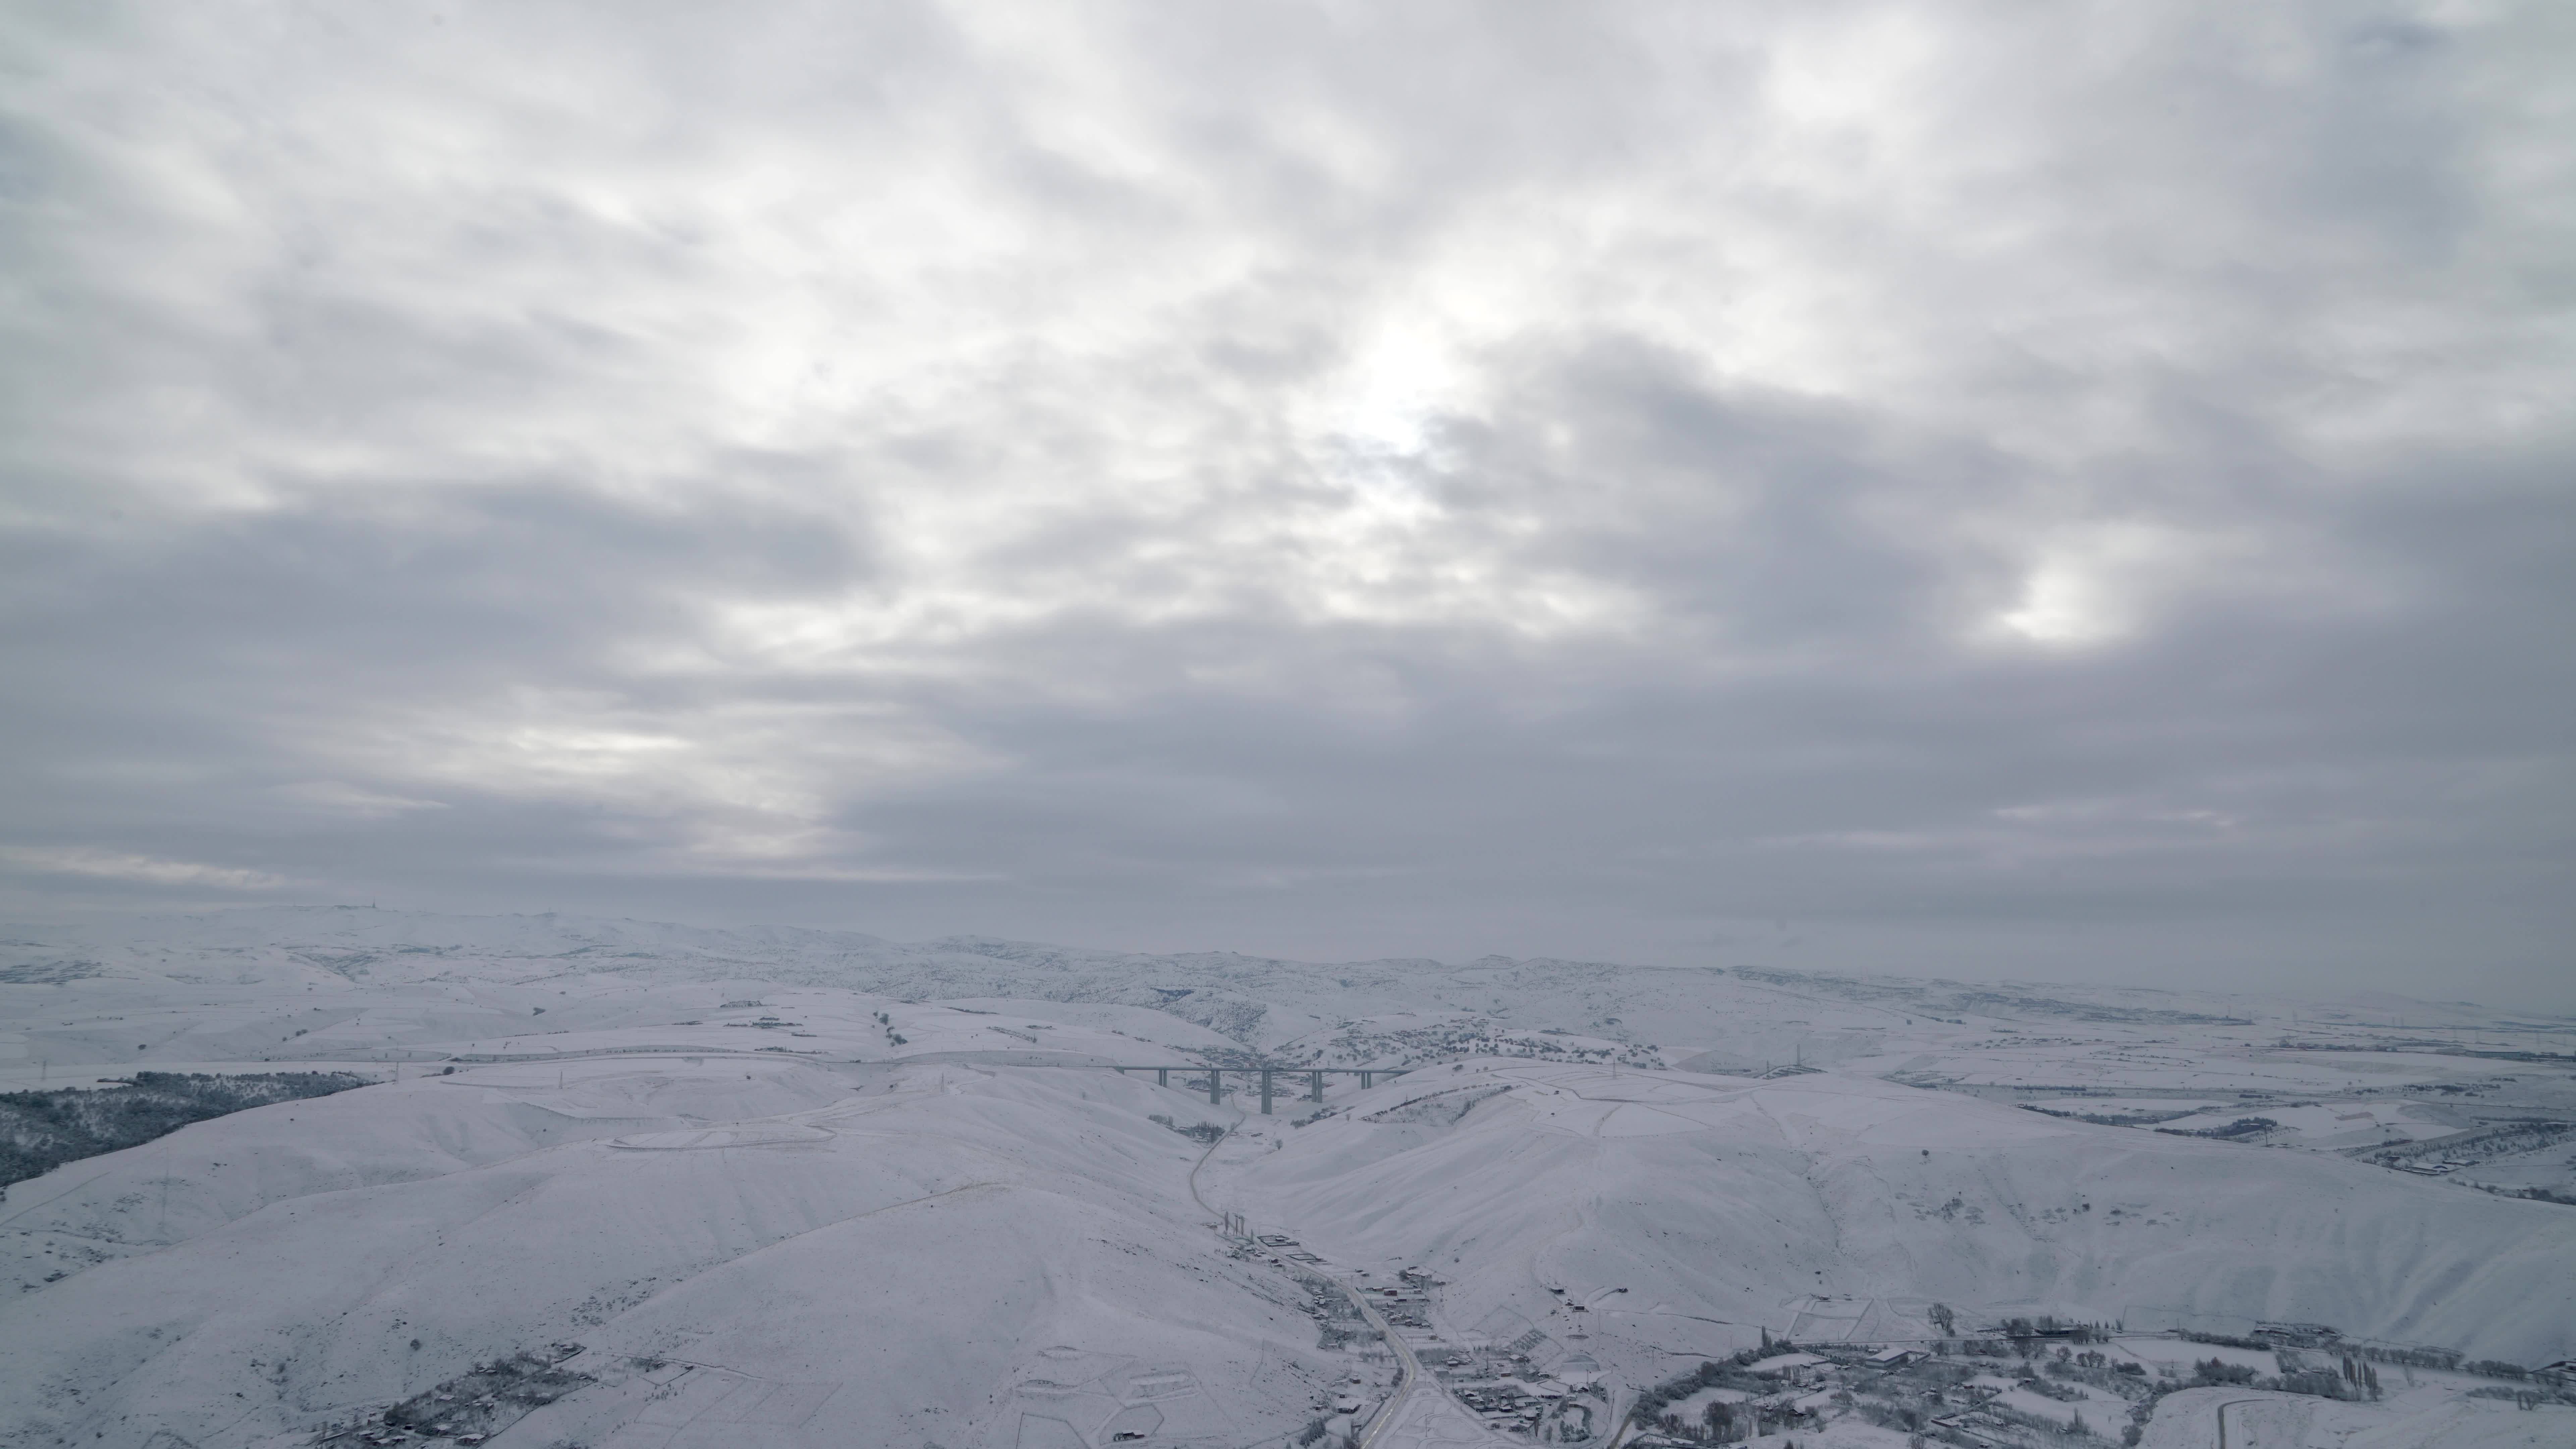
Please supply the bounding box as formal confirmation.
[2216,1395,2297,1449]
[1348,1288,1428,1449]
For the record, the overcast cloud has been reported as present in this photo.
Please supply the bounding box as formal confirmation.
[3,1,2570,1005]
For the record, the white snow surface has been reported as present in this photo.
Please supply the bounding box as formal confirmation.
[3,1059,1331,1449]
[1225,1061,2573,1366]
[2,907,2572,1449]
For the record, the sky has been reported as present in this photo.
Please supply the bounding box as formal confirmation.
[2,1,2571,1007]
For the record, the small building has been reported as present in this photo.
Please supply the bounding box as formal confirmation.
[1870,1346,1926,1366]
[1746,1352,1827,1380]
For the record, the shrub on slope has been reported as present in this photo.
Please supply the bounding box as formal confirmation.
[0,1071,369,1191]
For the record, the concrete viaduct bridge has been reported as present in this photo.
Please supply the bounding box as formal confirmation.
[1104,1064,1416,1115]
[398,1043,1415,1119]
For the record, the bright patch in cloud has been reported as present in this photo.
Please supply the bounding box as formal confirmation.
[1994,524,2207,647]
[0,847,288,891]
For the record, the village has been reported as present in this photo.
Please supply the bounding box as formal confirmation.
[1617,1319,2573,1448]
[1229,1202,2573,1449]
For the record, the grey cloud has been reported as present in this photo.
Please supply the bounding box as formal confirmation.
[1,1,2570,1009]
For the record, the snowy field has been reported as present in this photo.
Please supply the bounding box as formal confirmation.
[2,908,2571,1449]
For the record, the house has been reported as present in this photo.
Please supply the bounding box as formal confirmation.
[1741,1351,1824,1382]
[1869,1346,1926,1366]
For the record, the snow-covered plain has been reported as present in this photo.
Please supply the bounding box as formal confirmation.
[2,908,2571,1449]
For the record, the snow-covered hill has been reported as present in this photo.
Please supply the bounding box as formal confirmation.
[2,1058,1339,1449]
[1226,1061,2576,1369]
[3,907,2571,1449]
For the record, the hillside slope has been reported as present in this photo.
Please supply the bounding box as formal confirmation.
[0,1059,1335,1449]
[1229,1062,2576,1369]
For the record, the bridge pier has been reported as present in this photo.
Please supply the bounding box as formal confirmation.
[1087,1064,1410,1096]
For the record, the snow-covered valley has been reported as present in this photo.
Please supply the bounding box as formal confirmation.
[3,909,2571,1449]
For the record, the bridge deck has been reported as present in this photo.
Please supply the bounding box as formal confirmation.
[1103,1063,1414,1112]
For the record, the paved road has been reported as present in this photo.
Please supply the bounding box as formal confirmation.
[2136,1390,2309,1449]
[1347,1296,1511,1449]
[1347,1289,1429,1449]
[2215,1395,2306,1449]
[2216,1396,2258,1449]
[1330,1266,1552,1449]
